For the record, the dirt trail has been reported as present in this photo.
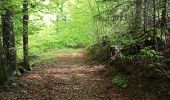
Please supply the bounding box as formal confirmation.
[0,51,138,100]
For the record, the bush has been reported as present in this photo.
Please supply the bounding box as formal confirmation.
[86,43,111,64]
[112,74,128,88]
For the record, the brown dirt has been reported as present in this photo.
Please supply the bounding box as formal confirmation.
[0,52,139,100]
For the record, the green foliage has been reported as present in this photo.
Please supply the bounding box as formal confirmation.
[16,0,94,62]
[140,47,163,58]
[148,63,157,70]
[112,74,128,88]
[86,43,111,64]
[118,35,134,46]
[120,53,134,61]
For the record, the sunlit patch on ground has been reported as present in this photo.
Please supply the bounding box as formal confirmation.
[55,52,85,58]
[24,74,42,80]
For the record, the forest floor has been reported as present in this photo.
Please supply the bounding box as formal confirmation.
[0,49,139,100]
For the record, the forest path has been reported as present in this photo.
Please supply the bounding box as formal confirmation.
[0,50,138,100]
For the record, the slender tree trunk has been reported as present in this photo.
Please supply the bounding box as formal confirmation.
[2,9,17,77]
[96,0,102,42]
[144,0,147,34]
[161,0,168,30]
[88,0,100,43]
[153,0,158,51]
[23,0,31,71]
[153,0,156,35]
[0,16,8,85]
[134,0,142,34]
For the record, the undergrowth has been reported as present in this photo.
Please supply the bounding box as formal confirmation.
[16,23,91,65]
[86,43,111,64]
[86,35,170,99]
[112,74,128,88]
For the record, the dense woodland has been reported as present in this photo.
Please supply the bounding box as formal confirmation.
[0,0,170,99]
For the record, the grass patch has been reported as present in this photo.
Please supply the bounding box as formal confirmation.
[19,48,84,65]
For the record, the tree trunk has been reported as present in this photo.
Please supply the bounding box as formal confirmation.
[153,0,158,51]
[161,0,168,30]
[134,0,142,34]
[153,0,156,35]
[2,9,17,77]
[143,0,147,34]
[23,0,31,71]
[0,16,8,85]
